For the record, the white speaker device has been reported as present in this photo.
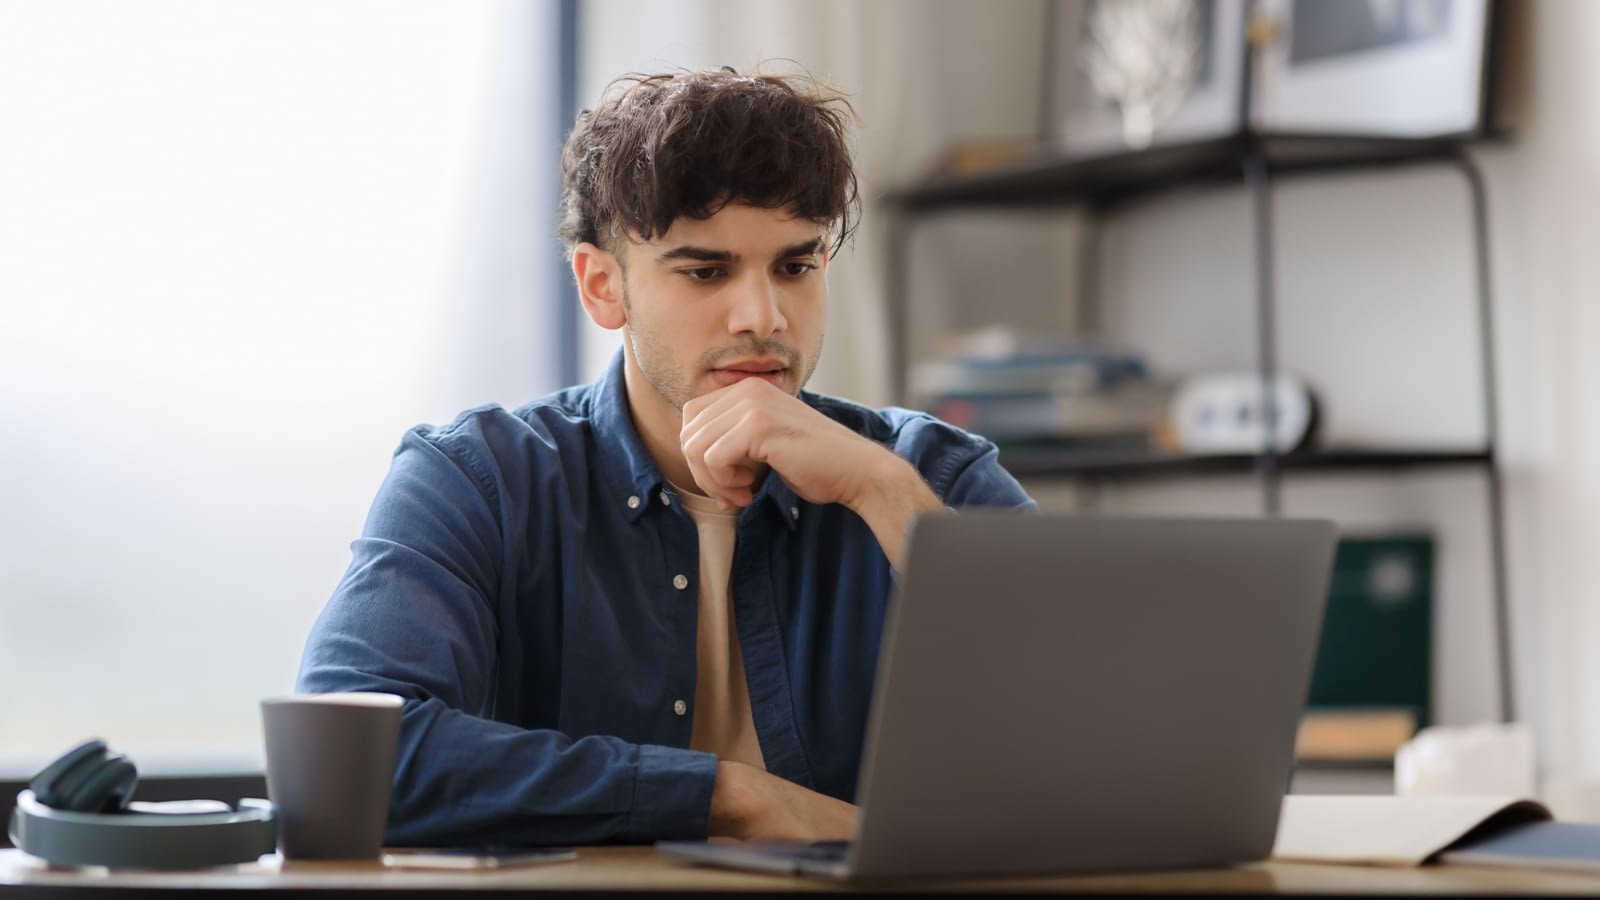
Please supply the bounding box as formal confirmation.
[1171,372,1317,454]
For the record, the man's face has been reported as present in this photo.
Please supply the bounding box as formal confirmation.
[616,202,829,410]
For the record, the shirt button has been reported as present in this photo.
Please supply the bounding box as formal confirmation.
[672,574,689,591]
[659,490,672,507]
[790,505,800,520]
[673,700,687,716]
[627,495,641,510]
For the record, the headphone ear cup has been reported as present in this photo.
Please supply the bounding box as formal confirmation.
[29,739,111,808]
[30,739,139,813]
[62,753,137,813]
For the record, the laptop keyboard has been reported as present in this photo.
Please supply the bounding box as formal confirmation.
[790,840,850,862]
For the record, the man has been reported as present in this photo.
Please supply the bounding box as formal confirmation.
[296,68,1033,848]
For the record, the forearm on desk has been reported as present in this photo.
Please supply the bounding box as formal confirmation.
[382,698,719,846]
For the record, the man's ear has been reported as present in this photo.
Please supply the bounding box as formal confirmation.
[573,242,627,330]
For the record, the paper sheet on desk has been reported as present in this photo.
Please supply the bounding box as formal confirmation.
[1272,794,1552,866]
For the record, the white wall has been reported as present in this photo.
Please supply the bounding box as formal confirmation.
[1477,0,1600,788]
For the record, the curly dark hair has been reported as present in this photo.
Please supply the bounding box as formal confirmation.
[558,67,860,260]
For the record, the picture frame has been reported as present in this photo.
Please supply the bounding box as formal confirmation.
[1049,0,1249,160]
[1250,0,1497,138]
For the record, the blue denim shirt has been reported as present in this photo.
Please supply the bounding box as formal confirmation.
[296,353,1034,846]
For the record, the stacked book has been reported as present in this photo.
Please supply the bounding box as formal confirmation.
[911,335,1170,449]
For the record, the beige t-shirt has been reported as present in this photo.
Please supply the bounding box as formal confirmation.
[671,484,767,769]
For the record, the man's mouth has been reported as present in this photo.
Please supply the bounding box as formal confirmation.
[709,358,789,388]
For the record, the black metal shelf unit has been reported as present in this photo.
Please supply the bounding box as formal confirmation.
[888,134,1482,213]
[880,133,1513,723]
[996,446,1494,482]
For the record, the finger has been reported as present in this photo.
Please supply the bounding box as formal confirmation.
[682,390,775,474]
[684,375,775,422]
[690,417,768,508]
[697,422,764,507]
[690,452,757,510]
[680,383,732,429]
[682,416,759,509]
[680,385,754,461]
[696,459,757,501]
[680,377,776,442]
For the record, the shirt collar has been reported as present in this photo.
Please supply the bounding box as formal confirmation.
[590,349,803,531]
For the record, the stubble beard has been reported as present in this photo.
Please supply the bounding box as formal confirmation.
[629,328,820,412]
[621,286,822,412]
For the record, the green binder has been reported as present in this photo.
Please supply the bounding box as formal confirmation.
[1307,535,1433,727]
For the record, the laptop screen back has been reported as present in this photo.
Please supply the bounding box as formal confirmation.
[849,513,1336,878]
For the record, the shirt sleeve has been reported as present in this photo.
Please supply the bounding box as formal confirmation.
[295,423,719,847]
[887,412,1037,512]
[943,441,1037,511]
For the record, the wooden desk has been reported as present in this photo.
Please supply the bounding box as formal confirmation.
[4,846,1600,897]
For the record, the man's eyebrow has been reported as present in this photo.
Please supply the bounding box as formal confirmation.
[656,239,825,264]
[658,245,733,263]
[779,239,825,258]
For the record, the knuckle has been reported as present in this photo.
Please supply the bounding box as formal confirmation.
[742,407,773,429]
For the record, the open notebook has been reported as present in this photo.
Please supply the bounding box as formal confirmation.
[1275,794,1600,874]
[660,512,1338,879]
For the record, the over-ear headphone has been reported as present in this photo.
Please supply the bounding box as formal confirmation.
[9,739,277,869]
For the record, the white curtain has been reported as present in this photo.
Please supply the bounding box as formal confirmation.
[0,0,566,774]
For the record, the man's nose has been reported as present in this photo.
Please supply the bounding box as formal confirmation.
[726,272,787,338]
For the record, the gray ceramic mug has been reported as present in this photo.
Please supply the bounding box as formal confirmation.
[260,692,403,860]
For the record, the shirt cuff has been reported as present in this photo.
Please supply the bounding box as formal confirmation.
[621,743,720,841]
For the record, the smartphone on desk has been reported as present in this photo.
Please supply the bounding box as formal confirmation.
[381,847,578,870]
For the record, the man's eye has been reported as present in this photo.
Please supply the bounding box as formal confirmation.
[681,267,723,281]
[781,262,817,277]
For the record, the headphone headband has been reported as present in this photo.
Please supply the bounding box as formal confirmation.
[10,790,277,869]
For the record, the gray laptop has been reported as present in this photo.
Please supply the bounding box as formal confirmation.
[658,512,1336,879]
